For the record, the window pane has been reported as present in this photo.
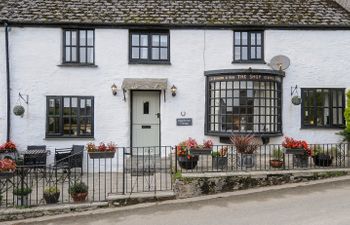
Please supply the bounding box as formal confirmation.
[140,35,148,47]
[48,117,60,134]
[160,35,168,47]
[132,35,139,46]
[86,99,92,115]
[234,32,241,45]
[152,48,159,60]
[80,30,86,46]
[152,35,159,46]
[140,48,148,59]
[251,33,256,45]
[160,48,168,60]
[242,47,248,60]
[71,98,78,116]
[65,47,71,61]
[132,47,140,59]
[63,118,71,135]
[65,31,71,45]
[242,32,248,45]
[63,97,70,115]
[251,47,256,59]
[87,48,94,63]
[235,47,241,60]
[71,47,77,61]
[143,102,149,114]
[80,48,86,63]
[80,99,86,115]
[71,31,77,45]
[256,33,262,45]
[87,30,94,46]
[257,47,262,59]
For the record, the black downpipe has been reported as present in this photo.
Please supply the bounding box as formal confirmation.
[5,22,10,141]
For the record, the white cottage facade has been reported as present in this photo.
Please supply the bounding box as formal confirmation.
[1,0,350,152]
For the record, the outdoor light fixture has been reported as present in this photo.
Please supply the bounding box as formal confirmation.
[171,85,177,97]
[111,83,117,96]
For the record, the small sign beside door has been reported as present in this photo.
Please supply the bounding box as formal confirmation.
[176,118,193,126]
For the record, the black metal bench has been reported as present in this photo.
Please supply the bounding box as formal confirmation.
[54,145,84,174]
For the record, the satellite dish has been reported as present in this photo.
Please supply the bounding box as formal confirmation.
[269,55,290,71]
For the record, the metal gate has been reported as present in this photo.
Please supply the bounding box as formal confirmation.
[122,146,173,194]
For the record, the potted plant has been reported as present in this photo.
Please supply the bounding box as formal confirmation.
[0,158,16,179]
[13,187,32,206]
[87,142,117,159]
[69,182,88,202]
[282,137,312,168]
[43,186,60,204]
[312,145,334,167]
[231,135,261,169]
[212,146,228,170]
[176,138,200,170]
[190,139,214,155]
[270,147,284,168]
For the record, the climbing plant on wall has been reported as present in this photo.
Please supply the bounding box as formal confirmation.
[339,90,350,142]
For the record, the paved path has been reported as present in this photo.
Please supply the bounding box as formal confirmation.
[24,179,350,225]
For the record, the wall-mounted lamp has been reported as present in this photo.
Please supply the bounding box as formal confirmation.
[171,85,177,97]
[111,83,118,96]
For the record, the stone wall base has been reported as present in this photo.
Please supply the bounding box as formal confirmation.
[174,170,350,199]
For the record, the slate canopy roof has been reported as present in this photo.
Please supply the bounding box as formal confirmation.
[1,0,350,28]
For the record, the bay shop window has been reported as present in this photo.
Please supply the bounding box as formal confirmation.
[205,70,283,136]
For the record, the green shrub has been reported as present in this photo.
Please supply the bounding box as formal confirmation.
[44,186,60,195]
[339,90,350,142]
[13,187,32,196]
[68,182,88,194]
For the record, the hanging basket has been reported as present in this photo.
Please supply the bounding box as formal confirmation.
[291,96,302,105]
[13,105,25,116]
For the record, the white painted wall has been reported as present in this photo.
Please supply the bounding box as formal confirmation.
[0,27,350,161]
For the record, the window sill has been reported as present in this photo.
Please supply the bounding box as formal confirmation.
[129,61,171,65]
[58,64,98,68]
[300,126,345,130]
[232,60,266,64]
[44,136,95,140]
[205,131,283,137]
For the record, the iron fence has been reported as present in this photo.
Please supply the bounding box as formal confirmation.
[0,143,349,208]
[0,146,173,208]
[175,143,350,173]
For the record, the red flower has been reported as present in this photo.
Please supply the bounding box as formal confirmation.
[282,137,312,156]
[0,159,16,172]
[0,141,17,151]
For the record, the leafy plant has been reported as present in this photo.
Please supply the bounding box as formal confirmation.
[13,187,32,196]
[44,186,60,195]
[339,90,350,142]
[271,147,283,161]
[230,135,261,154]
[312,145,337,158]
[87,142,117,152]
[212,147,228,157]
[68,182,88,195]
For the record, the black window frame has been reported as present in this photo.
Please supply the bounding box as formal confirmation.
[62,29,95,65]
[301,88,345,129]
[46,96,94,138]
[233,30,265,63]
[205,69,284,137]
[129,30,170,64]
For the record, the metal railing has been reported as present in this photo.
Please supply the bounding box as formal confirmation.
[175,143,350,173]
[0,143,349,208]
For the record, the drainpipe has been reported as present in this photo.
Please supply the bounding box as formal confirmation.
[4,21,10,141]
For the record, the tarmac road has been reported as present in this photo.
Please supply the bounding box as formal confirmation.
[23,179,350,225]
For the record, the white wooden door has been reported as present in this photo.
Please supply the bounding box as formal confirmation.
[132,91,160,154]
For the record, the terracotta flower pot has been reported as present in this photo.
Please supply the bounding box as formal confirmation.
[270,160,284,168]
[71,192,88,202]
